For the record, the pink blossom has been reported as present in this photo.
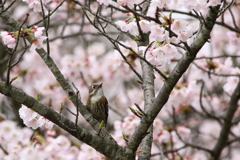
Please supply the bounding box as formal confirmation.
[232,122,240,136]
[153,119,164,140]
[117,0,142,8]
[116,21,139,36]
[19,105,38,121]
[146,43,178,66]
[34,27,45,38]
[149,24,169,42]
[230,149,240,160]
[0,120,18,143]
[22,0,51,12]
[0,31,16,48]
[46,130,56,137]
[78,144,105,159]
[151,0,168,8]
[38,116,54,129]
[192,152,208,160]
[178,0,201,11]
[223,68,240,95]
[198,1,209,15]
[139,20,150,33]
[199,120,221,147]
[227,31,240,46]
[55,135,71,149]
[178,30,192,42]
[117,0,127,6]
[172,20,189,33]
[147,0,168,17]
[157,130,170,143]
[19,106,54,130]
[28,0,41,12]
[19,146,45,160]
[7,142,22,154]
[31,35,47,50]
[0,149,5,158]
[115,20,128,32]
[121,115,140,135]
[161,43,178,56]
[119,40,138,56]
[177,126,191,136]
[112,130,127,146]
[126,21,139,36]
[3,153,19,160]
[24,118,39,130]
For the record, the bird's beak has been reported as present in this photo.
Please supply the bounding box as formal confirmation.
[94,83,102,94]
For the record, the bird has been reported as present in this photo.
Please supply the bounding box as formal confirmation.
[86,83,108,134]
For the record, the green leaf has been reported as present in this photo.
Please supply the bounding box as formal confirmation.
[99,120,105,129]
[35,94,41,101]
[10,76,19,84]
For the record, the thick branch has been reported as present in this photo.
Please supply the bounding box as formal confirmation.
[138,48,155,159]
[131,2,154,158]
[0,8,115,141]
[212,80,240,159]
[127,5,221,152]
[0,82,125,159]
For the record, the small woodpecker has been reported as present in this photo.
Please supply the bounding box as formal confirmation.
[86,83,108,132]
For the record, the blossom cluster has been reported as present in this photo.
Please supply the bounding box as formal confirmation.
[19,106,54,130]
[0,31,17,48]
[115,12,195,66]
[0,120,105,160]
[22,0,51,12]
[112,112,196,159]
[96,0,223,15]
[0,26,47,50]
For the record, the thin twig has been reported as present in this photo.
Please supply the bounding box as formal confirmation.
[193,62,240,77]
[134,103,146,116]
[197,79,221,122]
[217,0,234,17]
[6,14,29,84]
[171,106,213,154]
[72,82,82,137]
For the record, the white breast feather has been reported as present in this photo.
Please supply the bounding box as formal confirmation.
[91,95,102,103]
[90,88,104,103]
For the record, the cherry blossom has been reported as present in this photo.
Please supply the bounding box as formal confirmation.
[178,0,201,11]
[146,43,178,66]
[227,31,240,46]
[22,0,51,12]
[78,143,105,159]
[171,20,189,33]
[0,31,16,48]
[19,106,54,130]
[149,24,170,42]
[30,26,47,49]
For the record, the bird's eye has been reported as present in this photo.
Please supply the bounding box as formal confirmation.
[91,85,95,89]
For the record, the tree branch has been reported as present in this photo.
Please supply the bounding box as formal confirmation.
[0,8,113,139]
[212,79,240,159]
[0,8,132,159]
[127,4,221,152]
[0,81,124,159]
[137,37,154,160]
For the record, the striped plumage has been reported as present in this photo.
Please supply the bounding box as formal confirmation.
[87,83,108,127]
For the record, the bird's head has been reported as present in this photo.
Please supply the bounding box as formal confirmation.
[88,83,104,103]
